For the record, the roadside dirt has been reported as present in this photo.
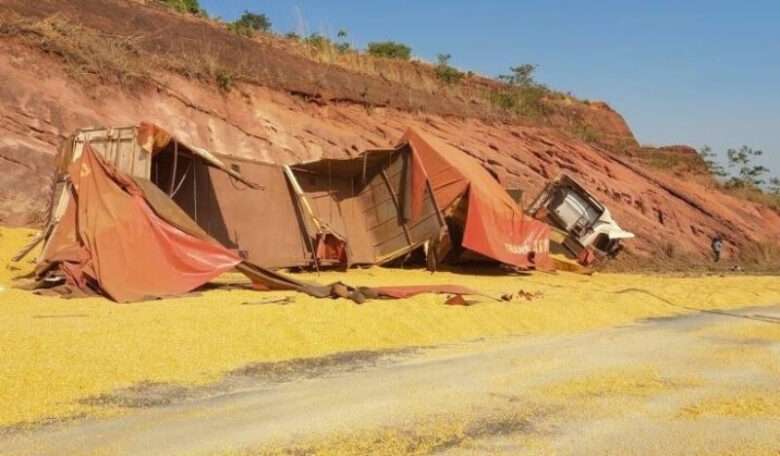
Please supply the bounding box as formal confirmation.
[2,304,778,455]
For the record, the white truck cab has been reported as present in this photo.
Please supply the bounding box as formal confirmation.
[528,175,634,262]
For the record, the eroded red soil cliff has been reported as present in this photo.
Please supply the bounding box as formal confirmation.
[1,0,778,262]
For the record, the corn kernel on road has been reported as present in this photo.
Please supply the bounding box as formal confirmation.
[1,226,779,433]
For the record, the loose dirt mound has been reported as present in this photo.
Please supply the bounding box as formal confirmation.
[0,0,778,262]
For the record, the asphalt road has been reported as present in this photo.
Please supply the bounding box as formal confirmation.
[3,304,780,455]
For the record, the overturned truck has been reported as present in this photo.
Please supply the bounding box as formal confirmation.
[528,175,634,265]
[23,123,551,302]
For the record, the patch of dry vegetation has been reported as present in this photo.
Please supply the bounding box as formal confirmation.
[638,149,708,174]
[0,14,148,87]
[601,237,780,274]
[0,13,246,92]
[0,6,610,137]
[737,240,780,271]
[722,185,780,213]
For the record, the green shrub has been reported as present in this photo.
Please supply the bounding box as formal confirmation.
[487,85,548,118]
[300,31,351,54]
[159,0,202,15]
[367,41,412,60]
[334,42,351,53]
[517,85,548,116]
[215,69,233,91]
[498,64,538,87]
[334,29,351,53]
[434,54,464,85]
[304,33,328,51]
[487,64,550,118]
[487,90,516,110]
[571,124,601,143]
[229,11,271,38]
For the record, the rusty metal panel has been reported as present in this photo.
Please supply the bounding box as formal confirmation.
[206,157,312,269]
[290,149,442,266]
[356,151,442,263]
[71,126,151,179]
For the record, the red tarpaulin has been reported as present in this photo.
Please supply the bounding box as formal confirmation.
[403,129,552,270]
[40,145,241,302]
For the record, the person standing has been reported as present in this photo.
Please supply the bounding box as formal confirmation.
[711,234,723,263]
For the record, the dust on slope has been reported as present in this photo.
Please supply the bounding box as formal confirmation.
[1,226,780,429]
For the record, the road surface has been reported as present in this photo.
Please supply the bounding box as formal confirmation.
[2,304,779,455]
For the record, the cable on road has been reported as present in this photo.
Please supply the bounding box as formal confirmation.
[614,288,780,326]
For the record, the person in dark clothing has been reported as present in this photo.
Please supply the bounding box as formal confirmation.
[711,235,723,263]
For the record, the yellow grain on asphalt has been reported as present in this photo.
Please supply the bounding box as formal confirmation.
[1,226,779,427]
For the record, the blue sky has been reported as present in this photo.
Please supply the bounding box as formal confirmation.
[201,0,779,179]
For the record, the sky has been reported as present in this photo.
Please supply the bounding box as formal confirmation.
[200,0,779,179]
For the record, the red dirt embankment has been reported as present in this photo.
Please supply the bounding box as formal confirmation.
[0,0,778,262]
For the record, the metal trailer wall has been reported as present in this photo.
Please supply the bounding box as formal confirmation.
[42,124,445,271]
[292,147,443,266]
[153,150,314,269]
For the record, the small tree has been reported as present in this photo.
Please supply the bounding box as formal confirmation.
[434,53,464,84]
[489,64,548,118]
[498,64,538,87]
[230,11,271,37]
[726,145,769,187]
[367,41,412,60]
[436,54,451,65]
[768,177,780,196]
[334,29,351,53]
[698,146,727,178]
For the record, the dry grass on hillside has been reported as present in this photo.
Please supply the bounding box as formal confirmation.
[0,13,241,91]
[2,8,778,223]
[0,10,580,125]
[0,13,149,86]
[600,239,780,274]
[722,185,780,213]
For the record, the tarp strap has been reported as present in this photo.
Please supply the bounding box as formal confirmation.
[361,153,368,184]
[168,139,179,196]
[170,161,192,199]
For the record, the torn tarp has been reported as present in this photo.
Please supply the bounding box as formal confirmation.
[36,144,242,302]
[402,129,553,270]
